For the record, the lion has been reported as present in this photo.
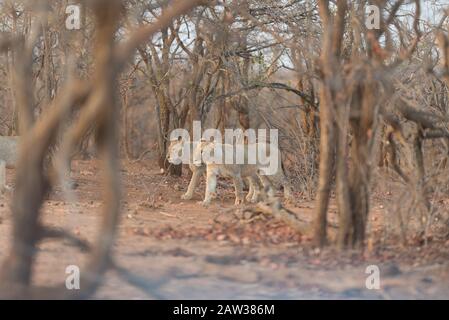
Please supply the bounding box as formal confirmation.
[167,138,206,200]
[167,138,262,204]
[192,140,294,206]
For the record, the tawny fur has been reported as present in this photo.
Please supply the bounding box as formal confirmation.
[193,141,294,206]
[168,139,261,204]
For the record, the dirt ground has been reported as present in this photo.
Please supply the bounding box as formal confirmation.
[0,160,448,299]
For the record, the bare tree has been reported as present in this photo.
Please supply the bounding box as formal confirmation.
[0,0,206,299]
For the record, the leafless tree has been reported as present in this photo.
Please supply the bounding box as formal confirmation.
[0,0,206,299]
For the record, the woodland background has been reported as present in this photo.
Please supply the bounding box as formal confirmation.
[0,0,448,299]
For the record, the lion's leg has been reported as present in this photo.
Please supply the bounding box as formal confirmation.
[278,171,294,203]
[245,177,254,203]
[259,174,275,200]
[246,176,260,203]
[182,166,202,200]
[232,173,244,205]
[202,167,217,206]
[283,179,294,202]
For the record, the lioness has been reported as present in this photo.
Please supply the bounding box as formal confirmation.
[193,141,294,206]
[167,139,206,200]
[167,138,261,204]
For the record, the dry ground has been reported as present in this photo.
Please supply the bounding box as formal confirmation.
[0,160,448,299]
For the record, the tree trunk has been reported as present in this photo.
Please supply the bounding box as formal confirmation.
[313,86,335,247]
